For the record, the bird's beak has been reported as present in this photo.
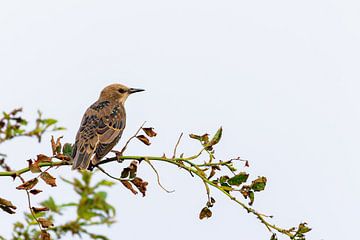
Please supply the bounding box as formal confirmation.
[128,88,145,94]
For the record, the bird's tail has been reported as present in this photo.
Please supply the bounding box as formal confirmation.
[72,150,91,170]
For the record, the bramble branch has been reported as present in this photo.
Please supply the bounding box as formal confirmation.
[0,108,311,240]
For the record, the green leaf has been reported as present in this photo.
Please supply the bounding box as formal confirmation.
[82,171,93,186]
[219,175,229,184]
[96,191,107,200]
[2,112,10,120]
[41,118,57,126]
[20,119,28,126]
[41,197,60,214]
[94,180,115,188]
[52,126,66,131]
[62,143,73,157]
[227,172,249,186]
[208,127,222,147]
[251,177,267,192]
[249,191,255,205]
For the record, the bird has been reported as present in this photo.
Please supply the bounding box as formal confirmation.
[71,83,144,170]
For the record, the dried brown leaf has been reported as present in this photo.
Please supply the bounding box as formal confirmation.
[16,178,38,190]
[38,218,54,228]
[199,207,212,220]
[36,154,52,163]
[121,161,138,178]
[142,127,157,137]
[51,136,62,155]
[55,153,71,161]
[28,159,42,173]
[32,206,49,213]
[131,177,148,197]
[120,180,138,195]
[0,197,17,214]
[40,230,51,240]
[29,189,43,195]
[40,172,57,187]
[136,135,151,145]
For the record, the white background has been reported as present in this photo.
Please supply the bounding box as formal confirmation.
[1,1,359,239]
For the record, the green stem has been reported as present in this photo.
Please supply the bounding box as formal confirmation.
[0,154,295,238]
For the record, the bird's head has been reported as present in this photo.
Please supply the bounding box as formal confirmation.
[99,83,145,104]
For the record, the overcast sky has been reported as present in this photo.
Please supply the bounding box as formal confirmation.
[1,1,359,239]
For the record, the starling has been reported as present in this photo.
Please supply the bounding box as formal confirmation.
[72,83,144,170]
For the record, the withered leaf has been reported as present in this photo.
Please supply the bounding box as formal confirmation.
[251,176,267,192]
[40,230,51,240]
[28,159,42,173]
[32,206,49,214]
[189,133,209,144]
[16,178,38,190]
[120,161,138,179]
[270,234,278,240]
[199,207,212,220]
[240,185,251,198]
[36,154,52,163]
[244,160,250,167]
[30,189,43,195]
[0,197,17,214]
[51,136,62,155]
[40,172,57,187]
[208,166,220,180]
[131,177,148,197]
[38,218,54,228]
[120,180,138,195]
[297,223,311,234]
[142,127,157,137]
[136,135,151,145]
[55,153,71,161]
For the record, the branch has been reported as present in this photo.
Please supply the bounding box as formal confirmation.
[0,153,298,238]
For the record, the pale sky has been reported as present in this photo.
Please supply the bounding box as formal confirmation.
[1,1,360,239]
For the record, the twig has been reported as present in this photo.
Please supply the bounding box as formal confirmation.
[203,180,211,204]
[172,133,183,159]
[95,165,131,182]
[18,175,43,231]
[0,154,298,238]
[144,158,174,193]
[118,121,146,155]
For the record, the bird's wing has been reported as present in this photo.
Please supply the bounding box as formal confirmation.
[93,104,126,164]
[72,108,101,170]
[72,102,126,170]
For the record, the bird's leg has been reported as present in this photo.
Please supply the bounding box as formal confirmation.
[87,163,95,171]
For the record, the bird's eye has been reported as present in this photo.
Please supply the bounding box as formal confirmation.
[118,89,126,94]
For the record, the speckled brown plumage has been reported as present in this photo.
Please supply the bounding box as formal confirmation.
[72,84,144,170]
